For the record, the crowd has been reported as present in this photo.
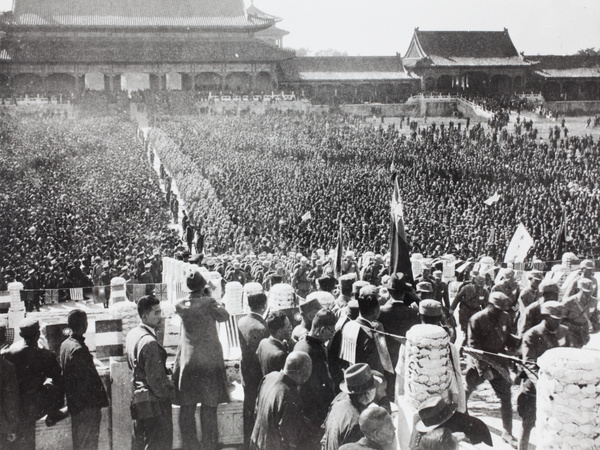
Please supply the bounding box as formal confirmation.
[3,256,596,450]
[152,110,600,267]
[0,116,179,303]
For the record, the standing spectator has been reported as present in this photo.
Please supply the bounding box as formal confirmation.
[294,309,337,431]
[2,319,64,450]
[237,284,269,449]
[250,352,315,450]
[292,257,312,299]
[126,296,175,450]
[321,363,381,450]
[257,311,292,377]
[339,406,396,450]
[173,268,230,450]
[60,310,109,450]
[0,324,18,448]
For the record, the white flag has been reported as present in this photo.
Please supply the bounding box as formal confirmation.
[504,223,534,263]
[301,211,312,221]
[484,192,501,206]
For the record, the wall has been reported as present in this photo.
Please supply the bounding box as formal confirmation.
[544,101,600,115]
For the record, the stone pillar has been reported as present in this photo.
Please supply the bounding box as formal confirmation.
[114,74,122,92]
[536,348,600,449]
[251,73,257,92]
[159,74,166,91]
[7,282,25,340]
[110,357,133,450]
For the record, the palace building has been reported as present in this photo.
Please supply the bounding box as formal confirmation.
[0,0,599,103]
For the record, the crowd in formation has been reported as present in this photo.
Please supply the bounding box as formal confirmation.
[0,116,179,304]
[153,110,600,267]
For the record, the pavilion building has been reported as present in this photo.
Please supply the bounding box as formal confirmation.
[0,0,293,94]
[403,28,536,93]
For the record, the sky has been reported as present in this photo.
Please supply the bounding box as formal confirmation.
[0,0,598,56]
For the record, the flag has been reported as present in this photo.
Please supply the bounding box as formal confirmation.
[504,223,534,263]
[389,175,414,284]
[554,210,567,261]
[301,211,312,222]
[484,192,501,206]
[333,222,343,279]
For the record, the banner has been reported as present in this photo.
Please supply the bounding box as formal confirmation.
[504,223,534,263]
[389,175,414,284]
[301,211,312,221]
[484,192,501,206]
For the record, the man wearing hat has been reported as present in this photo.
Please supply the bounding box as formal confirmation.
[173,268,230,450]
[378,273,420,369]
[518,280,559,336]
[518,270,544,311]
[251,352,315,450]
[338,406,396,450]
[237,284,269,449]
[292,297,322,344]
[2,318,64,450]
[139,263,155,295]
[431,270,449,309]
[0,324,18,447]
[465,292,520,446]
[294,309,337,431]
[518,301,571,450]
[450,275,489,336]
[409,395,491,449]
[322,363,381,450]
[562,259,597,299]
[292,257,312,301]
[562,278,596,348]
[335,274,357,316]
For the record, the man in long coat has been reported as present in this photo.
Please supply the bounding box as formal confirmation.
[173,268,230,450]
[237,284,269,449]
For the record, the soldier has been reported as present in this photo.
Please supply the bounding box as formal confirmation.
[465,292,520,447]
[562,259,597,299]
[2,319,64,450]
[518,280,559,337]
[450,275,489,336]
[518,302,571,450]
[292,257,312,299]
[562,278,596,348]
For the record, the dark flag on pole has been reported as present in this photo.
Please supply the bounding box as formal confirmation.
[554,209,567,261]
[334,222,343,279]
[389,175,414,284]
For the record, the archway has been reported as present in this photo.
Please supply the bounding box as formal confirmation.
[254,72,272,92]
[224,72,251,93]
[46,73,75,94]
[12,73,43,94]
[195,72,221,92]
[513,76,524,92]
[463,72,488,93]
[437,75,453,91]
[490,74,513,93]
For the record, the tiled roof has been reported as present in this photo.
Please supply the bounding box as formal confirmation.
[280,57,411,82]
[415,30,520,58]
[256,24,289,38]
[1,38,294,63]
[296,72,414,81]
[8,0,274,29]
[535,68,600,79]
[246,3,281,22]
[425,55,532,67]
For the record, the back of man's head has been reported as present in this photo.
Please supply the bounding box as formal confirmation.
[266,310,288,337]
[283,351,312,385]
[67,309,88,335]
[359,406,396,446]
[247,292,267,313]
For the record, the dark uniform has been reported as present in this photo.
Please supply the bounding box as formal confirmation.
[0,355,19,447]
[60,334,109,450]
[465,298,519,438]
[256,337,288,377]
[2,322,63,450]
[237,312,270,448]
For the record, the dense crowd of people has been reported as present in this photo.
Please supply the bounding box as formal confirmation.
[0,116,179,299]
[152,110,600,267]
